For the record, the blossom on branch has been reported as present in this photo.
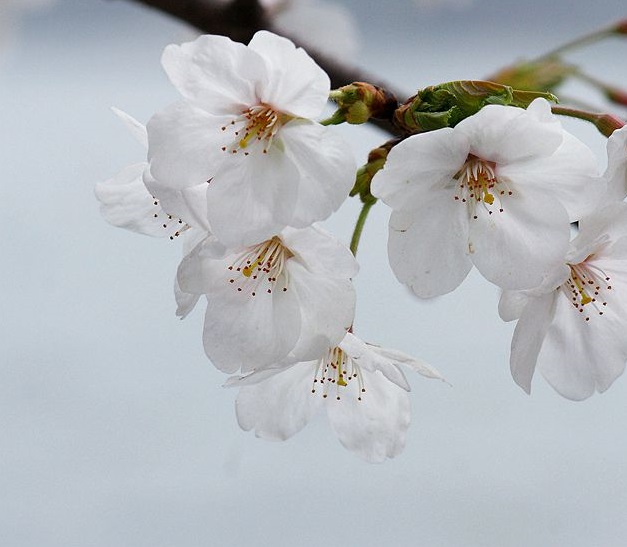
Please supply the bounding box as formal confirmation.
[371,98,600,297]
[176,225,358,373]
[226,332,444,462]
[500,202,627,400]
[147,30,356,248]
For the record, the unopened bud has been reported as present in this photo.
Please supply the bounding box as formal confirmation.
[552,105,624,137]
[327,82,398,125]
[613,19,627,34]
[394,80,557,133]
[489,59,576,93]
[351,141,395,203]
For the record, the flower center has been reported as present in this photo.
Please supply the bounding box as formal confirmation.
[560,257,612,322]
[311,347,366,401]
[453,155,512,219]
[220,104,287,155]
[227,237,293,296]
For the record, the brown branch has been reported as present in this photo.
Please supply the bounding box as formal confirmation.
[120,0,405,135]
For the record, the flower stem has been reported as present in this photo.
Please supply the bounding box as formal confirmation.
[551,105,624,137]
[350,199,376,257]
[534,23,616,61]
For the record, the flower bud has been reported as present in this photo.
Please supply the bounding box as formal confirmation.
[351,141,396,203]
[327,82,398,125]
[394,80,558,133]
[489,59,576,93]
[613,19,627,35]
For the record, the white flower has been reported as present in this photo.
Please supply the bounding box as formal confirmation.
[604,125,627,201]
[177,225,358,373]
[501,202,627,400]
[226,332,444,463]
[371,99,600,297]
[95,109,196,241]
[147,30,355,248]
[95,109,201,317]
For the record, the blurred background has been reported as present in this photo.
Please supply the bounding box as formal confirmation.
[2,0,627,545]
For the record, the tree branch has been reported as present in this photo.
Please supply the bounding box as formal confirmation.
[121,0,405,136]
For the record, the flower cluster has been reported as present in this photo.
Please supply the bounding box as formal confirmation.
[97,31,443,462]
[371,98,627,400]
[98,25,627,463]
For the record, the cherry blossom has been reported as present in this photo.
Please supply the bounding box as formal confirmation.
[371,98,600,297]
[227,332,444,462]
[147,30,355,248]
[501,202,627,400]
[95,109,193,242]
[176,225,358,373]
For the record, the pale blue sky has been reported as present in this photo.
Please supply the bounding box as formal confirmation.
[2,1,627,546]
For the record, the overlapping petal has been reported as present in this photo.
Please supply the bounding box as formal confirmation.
[505,203,627,399]
[176,226,357,373]
[229,333,443,462]
[372,99,599,296]
[147,31,354,247]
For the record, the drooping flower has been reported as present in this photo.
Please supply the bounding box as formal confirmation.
[95,109,201,317]
[147,30,356,248]
[95,109,193,241]
[227,332,444,463]
[176,225,358,373]
[371,98,600,297]
[604,124,627,201]
[500,202,627,400]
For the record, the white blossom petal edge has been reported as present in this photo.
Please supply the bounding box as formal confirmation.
[226,332,444,463]
[502,201,627,400]
[371,99,600,297]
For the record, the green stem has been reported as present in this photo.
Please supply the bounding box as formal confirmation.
[552,105,624,137]
[350,200,376,257]
[534,24,615,62]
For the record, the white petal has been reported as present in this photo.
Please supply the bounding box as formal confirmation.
[286,261,355,362]
[387,189,472,297]
[499,132,600,221]
[143,167,210,232]
[111,107,148,149]
[469,188,570,290]
[161,35,264,114]
[338,333,410,390]
[174,229,206,319]
[248,30,329,118]
[326,368,410,463]
[280,225,358,279]
[95,163,174,237]
[604,125,627,202]
[174,277,200,319]
[147,101,228,191]
[206,148,300,247]
[203,284,302,373]
[280,121,355,227]
[371,128,469,210]
[509,292,557,394]
[538,284,627,400]
[575,202,627,257]
[236,362,322,440]
[456,100,563,164]
[369,344,445,381]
